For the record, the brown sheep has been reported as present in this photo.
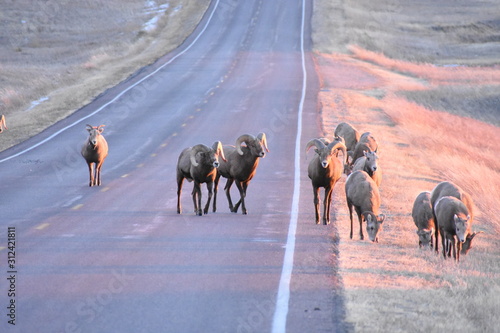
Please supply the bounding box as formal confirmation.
[411,191,435,249]
[430,181,474,254]
[345,170,386,242]
[350,150,382,186]
[306,137,347,225]
[434,196,471,262]
[81,124,108,187]
[334,122,360,152]
[350,132,378,165]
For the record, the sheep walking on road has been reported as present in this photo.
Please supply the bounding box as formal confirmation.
[306,137,347,225]
[81,124,108,187]
[213,133,269,215]
[345,170,385,242]
[176,142,226,216]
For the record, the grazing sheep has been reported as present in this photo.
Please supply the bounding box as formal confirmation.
[350,132,378,165]
[334,122,360,152]
[351,150,382,186]
[460,231,483,255]
[213,133,269,215]
[430,181,474,254]
[176,142,226,216]
[434,196,471,262]
[411,191,435,249]
[0,115,7,133]
[81,124,108,187]
[345,170,385,242]
[306,137,347,225]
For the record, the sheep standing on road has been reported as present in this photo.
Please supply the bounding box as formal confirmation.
[213,133,269,215]
[434,196,471,262]
[411,191,435,249]
[176,142,226,216]
[306,137,347,225]
[81,124,108,187]
[345,170,385,242]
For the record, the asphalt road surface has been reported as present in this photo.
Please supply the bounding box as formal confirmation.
[0,1,350,332]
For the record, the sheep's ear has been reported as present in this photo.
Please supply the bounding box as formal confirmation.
[98,125,105,133]
[466,215,471,221]
[378,214,386,224]
[453,214,459,223]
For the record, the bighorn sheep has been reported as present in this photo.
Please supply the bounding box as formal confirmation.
[213,133,269,215]
[0,115,7,133]
[460,231,483,255]
[434,196,471,262]
[334,122,360,152]
[306,137,347,225]
[350,132,378,165]
[345,170,385,242]
[176,142,226,216]
[351,150,382,186]
[430,181,475,254]
[81,124,108,187]
[411,191,435,249]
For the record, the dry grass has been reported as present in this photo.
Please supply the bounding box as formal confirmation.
[0,0,210,151]
[313,0,500,331]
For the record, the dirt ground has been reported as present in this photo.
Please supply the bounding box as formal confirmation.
[313,0,500,331]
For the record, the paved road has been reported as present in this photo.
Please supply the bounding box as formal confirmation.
[0,1,349,332]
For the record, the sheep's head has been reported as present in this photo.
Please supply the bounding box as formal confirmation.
[236,133,269,158]
[190,143,222,168]
[363,212,385,243]
[454,213,471,243]
[363,150,379,175]
[86,124,105,147]
[306,138,347,169]
[417,228,434,248]
[460,231,483,255]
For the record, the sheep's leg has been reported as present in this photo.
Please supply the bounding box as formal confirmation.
[323,186,333,225]
[95,161,103,186]
[192,183,202,216]
[87,162,95,187]
[347,201,354,239]
[177,176,184,214]
[434,227,440,254]
[357,209,364,240]
[204,182,213,215]
[441,231,447,259]
[234,181,248,215]
[313,187,320,224]
[213,173,221,212]
[224,178,235,212]
[456,242,462,262]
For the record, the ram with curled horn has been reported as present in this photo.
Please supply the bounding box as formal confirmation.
[213,132,269,215]
[306,137,347,225]
[176,141,226,216]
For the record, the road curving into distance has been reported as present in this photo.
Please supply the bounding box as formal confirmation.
[0,1,350,332]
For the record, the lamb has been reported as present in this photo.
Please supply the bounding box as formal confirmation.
[306,137,347,225]
[81,124,108,187]
[334,122,360,152]
[351,150,382,186]
[430,181,474,254]
[350,132,378,165]
[176,142,226,216]
[434,196,471,262]
[345,170,386,242]
[213,133,269,215]
[0,115,7,133]
[411,191,435,249]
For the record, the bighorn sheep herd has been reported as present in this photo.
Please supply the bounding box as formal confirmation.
[75,119,481,261]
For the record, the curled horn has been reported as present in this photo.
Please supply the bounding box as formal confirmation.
[190,144,209,167]
[256,132,269,152]
[97,124,106,133]
[305,138,326,153]
[212,141,226,162]
[235,134,255,156]
[328,140,347,166]
[86,124,94,131]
